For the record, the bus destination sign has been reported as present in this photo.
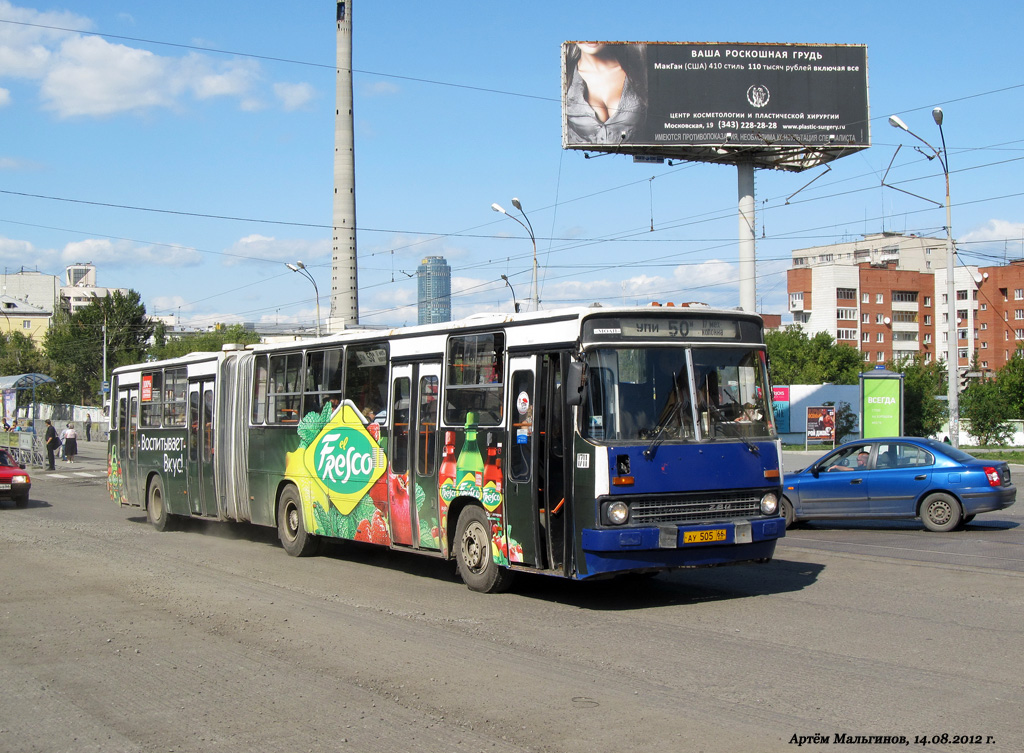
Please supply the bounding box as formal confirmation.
[586,317,739,341]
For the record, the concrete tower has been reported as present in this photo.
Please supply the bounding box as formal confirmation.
[331,0,358,328]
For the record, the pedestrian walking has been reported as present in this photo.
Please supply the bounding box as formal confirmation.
[64,423,79,463]
[59,424,69,461]
[44,420,58,470]
[84,414,92,442]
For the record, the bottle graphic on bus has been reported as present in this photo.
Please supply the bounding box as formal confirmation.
[439,430,457,503]
[481,433,502,511]
[455,413,483,500]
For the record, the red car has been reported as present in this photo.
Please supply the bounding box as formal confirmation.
[0,449,30,507]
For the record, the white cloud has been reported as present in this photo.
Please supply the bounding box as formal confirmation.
[150,295,190,313]
[273,81,315,111]
[961,219,1024,246]
[0,3,313,118]
[223,234,331,267]
[363,80,400,97]
[0,235,48,265]
[0,2,88,79]
[183,55,260,100]
[61,238,202,267]
[42,35,176,117]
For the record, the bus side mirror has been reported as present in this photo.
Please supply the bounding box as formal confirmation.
[565,362,585,406]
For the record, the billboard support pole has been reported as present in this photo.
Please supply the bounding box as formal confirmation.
[738,162,756,312]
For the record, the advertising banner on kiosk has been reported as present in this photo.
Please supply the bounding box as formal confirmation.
[861,369,904,438]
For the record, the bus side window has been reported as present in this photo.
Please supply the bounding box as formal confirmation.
[251,355,268,424]
[418,375,439,476]
[391,377,411,474]
[509,370,532,483]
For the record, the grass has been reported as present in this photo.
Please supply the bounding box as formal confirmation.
[967,449,1024,463]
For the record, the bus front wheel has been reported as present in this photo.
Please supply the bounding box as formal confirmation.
[454,505,512,594]
[277,483,319,557]
[147,476,175,532]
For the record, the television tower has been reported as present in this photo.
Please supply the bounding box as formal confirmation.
[331,0,358,328]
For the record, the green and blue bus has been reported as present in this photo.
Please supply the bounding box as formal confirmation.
[109,305,784,592]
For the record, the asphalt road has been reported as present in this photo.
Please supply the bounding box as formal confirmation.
[1,447,1021,753]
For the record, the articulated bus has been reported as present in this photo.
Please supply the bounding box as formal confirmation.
[108,306,784,592]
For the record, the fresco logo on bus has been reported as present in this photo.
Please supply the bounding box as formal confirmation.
[310,427,386,497]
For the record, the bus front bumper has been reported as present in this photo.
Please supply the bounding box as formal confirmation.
[578,517,784,577]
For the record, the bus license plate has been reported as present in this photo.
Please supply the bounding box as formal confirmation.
[683,529,726,544]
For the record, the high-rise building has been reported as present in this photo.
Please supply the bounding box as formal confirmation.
[417,256,451,325]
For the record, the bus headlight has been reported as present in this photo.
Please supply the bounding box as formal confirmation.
[760,492,779,516]
[604,500,630,526]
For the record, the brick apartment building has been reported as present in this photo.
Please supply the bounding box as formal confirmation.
[787,232,1024,378]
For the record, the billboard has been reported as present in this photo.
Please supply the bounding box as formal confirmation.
[772,385,790,433]
[562,42,869,171]
[806,406,836,443]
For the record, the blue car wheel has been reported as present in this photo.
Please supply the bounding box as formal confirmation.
[921,492,962,532]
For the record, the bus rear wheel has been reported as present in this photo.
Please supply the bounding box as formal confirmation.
[147,476,175,532]
[454,505,512,594]
[277,483,319,557]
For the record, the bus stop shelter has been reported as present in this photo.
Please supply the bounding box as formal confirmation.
[0,372,57,465]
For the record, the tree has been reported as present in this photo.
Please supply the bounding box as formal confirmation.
[994,347,1024,419]
[148,324,260,360]
[44,291,153,404]
[765,327,863,385]
[960,378,1013,446]
[893,356,946,438]
[0,331,47,376]
[823,400,858,444]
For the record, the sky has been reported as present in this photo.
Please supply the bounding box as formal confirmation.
[1,0,1022,332]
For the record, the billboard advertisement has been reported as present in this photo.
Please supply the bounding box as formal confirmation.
[806,406,836,443]
[772,385,790,433]
[562,42,869,170]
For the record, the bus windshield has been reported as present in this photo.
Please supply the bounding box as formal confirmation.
[581,346,774,443]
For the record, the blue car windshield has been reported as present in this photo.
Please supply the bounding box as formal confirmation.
[581,346,774,443]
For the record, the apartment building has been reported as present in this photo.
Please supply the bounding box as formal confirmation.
[787,232,1024,377]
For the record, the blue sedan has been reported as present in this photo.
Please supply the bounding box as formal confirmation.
[781,437,1016,531]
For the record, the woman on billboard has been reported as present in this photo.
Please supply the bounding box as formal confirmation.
[563,42,647,145]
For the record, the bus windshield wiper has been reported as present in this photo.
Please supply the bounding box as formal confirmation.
[644,370,683,459]
[706,401,759,454]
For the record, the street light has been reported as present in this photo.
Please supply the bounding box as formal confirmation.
[500,274,520,313]
[889,108,958,446]
[89,292,108,397]
[286,261,321,337]
[491,198,539,311]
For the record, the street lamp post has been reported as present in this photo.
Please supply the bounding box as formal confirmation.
[286,261,321,337]
[491,198,539,312]
[500,274,520,313]
[89,292,108,398]
[889,109,958,446]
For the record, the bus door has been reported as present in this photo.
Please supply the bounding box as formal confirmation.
[187,380,217,517]
[413,363,442,550]
[537,353,569,573]
[387,365,417,547]
[114,386,142,506]
[505,357,541,567]
[504,354,569,572]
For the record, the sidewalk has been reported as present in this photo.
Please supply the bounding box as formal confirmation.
[38,436,108,477]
